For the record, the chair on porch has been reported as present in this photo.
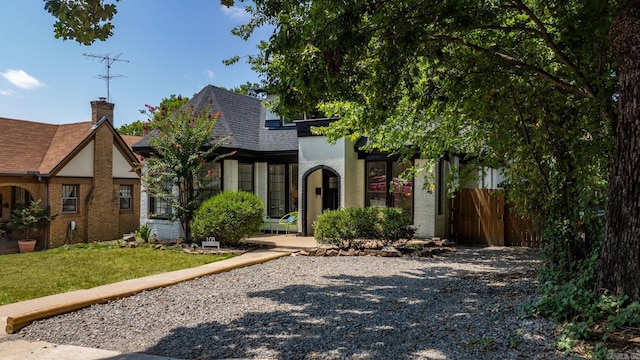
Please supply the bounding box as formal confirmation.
[262,215,275,233]
[277,211,298,235]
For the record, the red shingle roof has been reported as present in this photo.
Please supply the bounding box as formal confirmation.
[0,117,93,176]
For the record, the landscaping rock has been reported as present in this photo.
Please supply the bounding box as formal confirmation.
[380,246,402,257]
[363,249,381,256]
[326,249,339,257]
[122,234,136,242]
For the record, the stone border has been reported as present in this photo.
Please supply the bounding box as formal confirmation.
[299,238,457,257]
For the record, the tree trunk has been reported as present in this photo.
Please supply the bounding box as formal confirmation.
[598,0,640,301]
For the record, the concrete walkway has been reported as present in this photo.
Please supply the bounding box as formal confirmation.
[0,234,316,359]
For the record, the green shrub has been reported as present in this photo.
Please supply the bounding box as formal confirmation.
[378,207,416,241]
[314,207,415,247]
[136,225,151,243]
[347,207,380,240]
[191,191,264,245]
[313,209,352,247]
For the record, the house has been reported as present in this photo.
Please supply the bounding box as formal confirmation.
[134,85,501,241]
[133,85,299,238]
[0,99,141,251]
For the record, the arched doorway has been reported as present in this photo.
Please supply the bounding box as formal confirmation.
[302,166,340,236]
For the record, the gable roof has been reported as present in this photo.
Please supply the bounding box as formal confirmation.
[0,117,93,176]
[0,117,140,177]
[133,85,298,153]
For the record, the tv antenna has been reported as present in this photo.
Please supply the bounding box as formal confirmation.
[83,52,129,102]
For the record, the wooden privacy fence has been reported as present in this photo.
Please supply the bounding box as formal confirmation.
[451,189,541,247]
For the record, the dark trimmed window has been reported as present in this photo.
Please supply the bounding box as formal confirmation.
[366,161,413,218]
[198,160,222,203]
[268,163,298,218]
[238,163,254,193]
[149,182,172,219]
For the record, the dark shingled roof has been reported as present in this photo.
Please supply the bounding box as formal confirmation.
[133,85,298,153]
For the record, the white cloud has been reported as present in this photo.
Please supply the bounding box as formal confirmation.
[220,5,250,21]
[0,89,14,96]
[205,69,216,79]
[1,69,45,89]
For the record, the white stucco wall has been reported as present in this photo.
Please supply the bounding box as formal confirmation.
[413,159,437,237]
[343,142,363,209]
[112,145,139,179]
[299,136,347,188]
[57,140,94,177]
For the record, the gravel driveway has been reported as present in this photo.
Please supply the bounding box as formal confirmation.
[18,247,562,359]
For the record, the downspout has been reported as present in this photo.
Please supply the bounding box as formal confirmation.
[36,175,50,250]
[43,177,49,249]
[85,183,95,243]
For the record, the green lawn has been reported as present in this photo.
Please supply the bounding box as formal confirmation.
[0,242,237,305]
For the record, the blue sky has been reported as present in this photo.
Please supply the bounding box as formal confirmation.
[0,1,270,127]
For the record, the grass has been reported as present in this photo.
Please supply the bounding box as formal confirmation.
[0,242,237,305]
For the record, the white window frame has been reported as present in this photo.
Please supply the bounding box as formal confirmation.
[119,185,132,210]
[62,185,78,213]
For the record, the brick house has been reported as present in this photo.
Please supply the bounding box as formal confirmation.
[0,99,141,251]
[134,85,507,241]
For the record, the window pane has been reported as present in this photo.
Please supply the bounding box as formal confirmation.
[149,196,171,219]
[289,164,298,211]
[119,185,132,210]
[62,185,78,213]
[392,162,413,217]
[366,162,387,207]
[268,164,285,218]
[62,199,77,213]
[199,161,222,203]
[238,163,254,193]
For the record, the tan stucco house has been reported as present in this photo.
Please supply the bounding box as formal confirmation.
[0,99,141,251]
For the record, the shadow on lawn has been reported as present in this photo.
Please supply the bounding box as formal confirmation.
[139,253,559,360]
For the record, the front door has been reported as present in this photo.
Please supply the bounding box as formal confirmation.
[322,171,339,212]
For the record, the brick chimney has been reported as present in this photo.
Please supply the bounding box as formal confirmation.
[91,97,115,125]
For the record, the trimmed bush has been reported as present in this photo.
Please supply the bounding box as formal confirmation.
[378,207,416,241]
[312,209,353,247]
[191,191,264,245]
[313,206,415,247]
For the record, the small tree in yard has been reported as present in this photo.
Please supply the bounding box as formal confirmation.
[142,101,231,242]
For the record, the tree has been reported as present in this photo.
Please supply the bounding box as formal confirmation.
[118,95,190,136]
[44,0,119,45]
[229,81,264,98]
[597,0,640,301]
[230,0,639,301]
[141,102,231,241]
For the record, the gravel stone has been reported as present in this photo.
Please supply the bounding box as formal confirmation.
[18,247,563,359]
